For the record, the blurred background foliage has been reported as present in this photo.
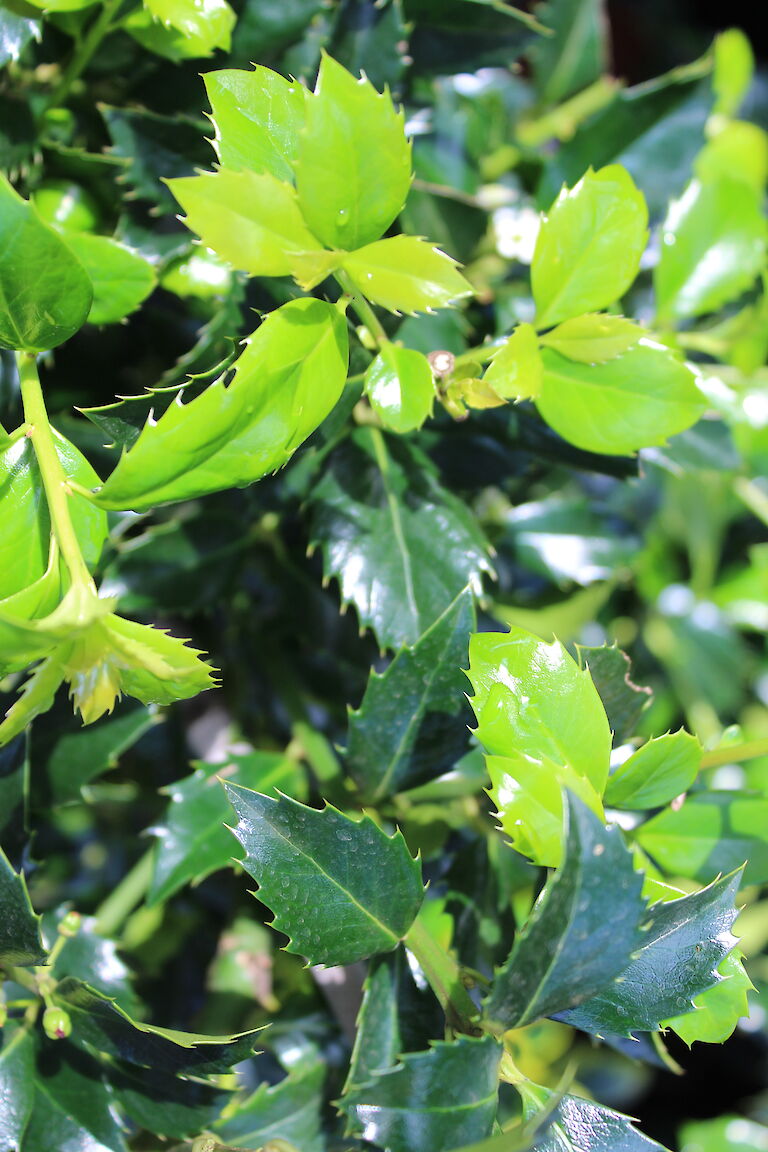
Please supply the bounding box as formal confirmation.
[1,0,768,1148]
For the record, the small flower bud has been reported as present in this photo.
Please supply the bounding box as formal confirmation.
[43,1007,72,1040]
[58,910,81,938]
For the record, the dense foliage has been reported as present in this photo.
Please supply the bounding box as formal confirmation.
[1,1,768,1149]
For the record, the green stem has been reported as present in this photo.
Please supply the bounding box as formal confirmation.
[700,738,768,770]
[48,0,127,107]
[403,911,480,1036]
[1,965,40,993]
[18,353,93,589]
[335,269,389,349]
[93,848,154,937]
[734,476,768,527]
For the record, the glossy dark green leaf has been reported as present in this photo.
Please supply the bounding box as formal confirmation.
[605,730,702,810]
[296,52,412,250]
[214,1062,324,1152]
[310,428,493,648]
[148,751,302,905]
[342,235,473,313]
[560,871,741,1037]
[347,588,474,800]
[226,783,424,966]
[45,911,143,1016]
[101,106,211,211]
[205,65,307,182]
[635,792,768,886]
[62,233,156,326]
[110,1061,228,1140]
[666,948,751,1045]
[53,977,260,1074]
[341,1035,501,1152]
[0,175,92,353]
[655,178,767,324]
[0,846,47,965]
[537,342,704,456]
[529,0,607,105]
[364,343,435,433]
[0,4,38,67]
[0,430,106,599]
[95,298,349,510]
[532,166,648,328]
[574,644,651,743]
[330,0,409,91]
[520,1083,666,1152]
[483,798,646,1031]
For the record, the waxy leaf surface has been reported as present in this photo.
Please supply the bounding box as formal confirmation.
[296,52,412,250]
[214,1062,324,1152]
[346,588,475,799]
[95,298,348,510]
[341,1035,502,1152]
[62,233,156,326]
[226,784,424,966]
[205,65,307,182]
[342,236,473,313]
[532,166,648,328]
[484,322,543,400]
[561,871,741,1037]
[364,343,435,433]
[605,730,702,810]
[483,798,645,1031]
[521,1083,666,1152]
[0,847,47,966]
[310,428,493,649]
[540,314,646,363]
[536,341,704,456]
[575,644,651,742]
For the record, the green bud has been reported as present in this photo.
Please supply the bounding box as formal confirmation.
[43,1007,72,1040]
[58,910,82,938]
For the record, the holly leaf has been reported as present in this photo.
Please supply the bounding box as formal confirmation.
[467,626,611,792]
[529,0,608,106]
[665,949,752,1045]
[296,52,412,250]
[44,911,143,1015]
[484,322,543,400]
[540,314,647,363]
[340,1035,502,1152]
[53,977,260,1074]
[346,588,475,800]
[532,166,648,328]
[168,168,327,281]
[575,644,651,742]
[143,0,235,54]
[342,235,473,313]
[364,343,435,433]
[214,1061,324,1152]
[536,340,704,456]
[605,730,702,810]
[100,106,211,211]
[94,298,349,510]
[109,1061,229,1140]
[655,178,767,324]
[0,5,39,68]
[0,174,92,353]
[225,784,424,966]
[0,736,26,861]
[560,871,741,1037]
[61,234,156,326]
[712,28,754,119]
[679,1116,768,1152]
[148,751,303,905]
[0,846,47,965]
[204,65,307,182]
[520,1083,666,1152]
[309,428,493,649]
[482,797,646,1032]
[634,791,768,886]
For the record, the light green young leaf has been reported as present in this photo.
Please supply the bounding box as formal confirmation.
[214,1061,324,1152]
[695,121,768,195]
[144,0,235,54]
[0,174,92,353]
[679,1116,768,1152]
[169,169,326,281]
[483,797,646,1032]
[342,236,473,314]
[63,234,156,325]
[227,785,423,966]
[95,298,349,510]
[0,847,47,966]
[655,178,767,323]
[532,165,648,328]
[204,66,307,183]
[605,730,702,810]
[467,626,612,792]
[488,751,604,868]
[340,1036,502,1152]
[665,949,752,1045]
[536,341,704,455]
[540,314,646,363]
[364,344,435,433]
[712,28,754,119]
[296,52,412,250]
[484,322,543,399]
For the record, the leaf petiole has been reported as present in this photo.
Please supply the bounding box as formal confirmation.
[403,910,481,1036]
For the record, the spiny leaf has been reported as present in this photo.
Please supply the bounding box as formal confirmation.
[340,1035,502,1152]
[346,588,475,800]
[214,1061,324,1152]
[519,1082,666,1152]
[605,730,702,811]
[0,846,47,966]
[483,796,646,1032]
[225,784,424,966]
[204,65,307,182]
[560,871,742,1037]
[574,643,651,742]
[342,235,473,314]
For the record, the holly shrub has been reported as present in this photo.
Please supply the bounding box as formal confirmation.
[1,1,768,1150]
